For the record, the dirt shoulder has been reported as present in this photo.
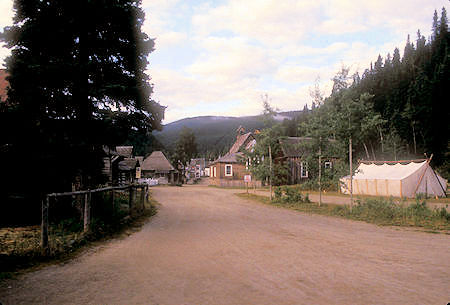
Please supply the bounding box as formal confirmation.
[1,185,449,305]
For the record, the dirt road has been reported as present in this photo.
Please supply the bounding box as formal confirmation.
[1,185,449,304]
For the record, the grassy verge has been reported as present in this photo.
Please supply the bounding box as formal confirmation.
[278,184,450,203]
[237,193,450,232]
[0,194,158,280]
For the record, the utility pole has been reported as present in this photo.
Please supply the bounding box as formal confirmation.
[269,145,272,201]
[349,137,353,210]
[318,139,322,206]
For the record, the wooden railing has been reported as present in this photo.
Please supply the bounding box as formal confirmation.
[41,184,149,255]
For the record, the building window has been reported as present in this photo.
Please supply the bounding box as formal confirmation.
[225,164,233,176]
[300,161,308,178]
[213,166,217,177]
[324,161,332,169]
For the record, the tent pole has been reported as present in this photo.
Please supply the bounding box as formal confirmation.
[431,167,447,197]
[413,155,433,196]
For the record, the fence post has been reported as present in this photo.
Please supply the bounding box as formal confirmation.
[140,186,145,213]
[84,191,91,233]
[129,185,134,216]
[111,189,115,211]
[41,196,50,255]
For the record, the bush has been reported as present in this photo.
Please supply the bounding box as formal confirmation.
[274,186,310,204]
[274,187,282,200]
[284,187,302,203]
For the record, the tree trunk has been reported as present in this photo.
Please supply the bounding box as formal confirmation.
[370,143,376,160]
[378,128,384,154]
[412,122,417,155]
[363,142,370,160]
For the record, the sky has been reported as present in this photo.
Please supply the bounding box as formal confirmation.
[0,0,448,123]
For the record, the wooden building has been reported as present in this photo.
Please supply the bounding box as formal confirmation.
[209,127,261,187]
[279,137,336,185]
[102,145,141,185]
[141,151,177,184]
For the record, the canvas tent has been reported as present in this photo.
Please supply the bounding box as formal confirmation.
[340,160,447,198]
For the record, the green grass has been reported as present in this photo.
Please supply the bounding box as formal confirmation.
[237,193,450,232]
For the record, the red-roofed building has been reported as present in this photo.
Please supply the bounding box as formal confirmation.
[0,69,9,103]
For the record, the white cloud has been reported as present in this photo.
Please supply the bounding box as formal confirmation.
[192,0,322,46]
[187,36,278,82]
[154,31,187,49]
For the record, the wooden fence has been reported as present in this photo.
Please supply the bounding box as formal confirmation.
[41,184,149,255]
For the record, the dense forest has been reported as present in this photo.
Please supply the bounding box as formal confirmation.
[244,8,450,187]
[312,7,449,172]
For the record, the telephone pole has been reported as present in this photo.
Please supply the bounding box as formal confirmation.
[269,145,272,201]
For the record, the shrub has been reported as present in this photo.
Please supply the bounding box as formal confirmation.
[274,187,282,200]
[304,193,311,203]
[284,187,302,203]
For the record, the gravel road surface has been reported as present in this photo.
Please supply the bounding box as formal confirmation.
[1,185,449,304]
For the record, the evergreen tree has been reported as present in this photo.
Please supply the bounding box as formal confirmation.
[174,127,198,167]
[0,1,164,201]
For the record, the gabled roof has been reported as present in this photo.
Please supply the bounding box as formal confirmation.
[118,158,138,171]
[279,137,336,158]
[279,137,313,157]
[142,151,175,172]
[116,146,133,158]
[228,132,255,154]
[0,69,8,102]
[135,156,144,166]
[213,152,244,164]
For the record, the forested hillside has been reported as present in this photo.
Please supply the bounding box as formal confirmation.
[303,7,449,174]
[154,111,302,158]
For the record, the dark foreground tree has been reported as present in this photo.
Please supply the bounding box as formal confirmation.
[0,0,164,219]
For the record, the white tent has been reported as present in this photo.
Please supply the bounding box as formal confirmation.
[340,160,447,198]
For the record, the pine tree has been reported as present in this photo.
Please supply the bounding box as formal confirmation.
[0,0,164,199]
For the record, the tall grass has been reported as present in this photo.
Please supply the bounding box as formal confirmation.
[238,193,450,231]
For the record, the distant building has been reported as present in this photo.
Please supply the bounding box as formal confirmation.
[209,126,261,187]
[187,158,207,178]
[141,151,177,184]
[278,137,337,185]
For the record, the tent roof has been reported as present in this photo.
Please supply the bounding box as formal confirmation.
[354,161,427,180]
[142,151,175,171]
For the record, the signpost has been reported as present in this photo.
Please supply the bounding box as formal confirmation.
[244,175,252,194]
[136,167,141,179]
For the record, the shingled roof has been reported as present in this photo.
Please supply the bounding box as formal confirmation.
[116,146,133,158]
[141,151,175,172]
[228,132,255,154]
[279,137,337,157]
[279,137,313,157]
[118,158,138,171]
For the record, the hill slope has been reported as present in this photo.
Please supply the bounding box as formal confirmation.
[153,111,301,156]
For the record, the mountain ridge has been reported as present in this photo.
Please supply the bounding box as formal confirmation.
[153,111,302,156]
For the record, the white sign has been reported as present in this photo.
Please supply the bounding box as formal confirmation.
[244,175,252,183]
